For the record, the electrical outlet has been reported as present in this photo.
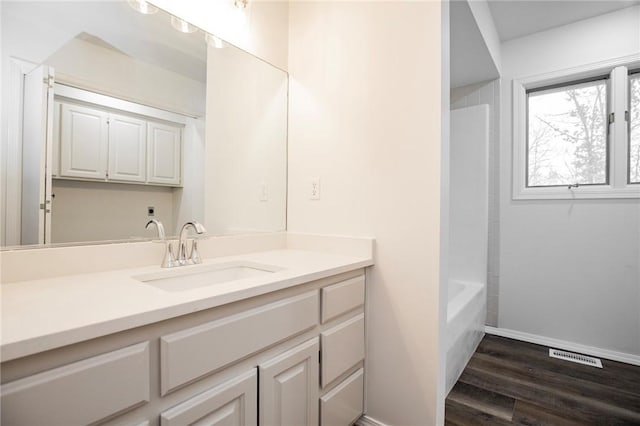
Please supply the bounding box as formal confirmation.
[260,182,268,201]
[310,177,320,200]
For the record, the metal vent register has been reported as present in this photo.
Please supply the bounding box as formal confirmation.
[549,348,603,368]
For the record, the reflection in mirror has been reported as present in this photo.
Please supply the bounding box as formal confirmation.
[1,1,287,249]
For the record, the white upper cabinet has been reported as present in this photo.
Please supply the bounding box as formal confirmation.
[108,114,147,183]
[56,99,182,186]
[59,103,108,180]
[147,121,181,185]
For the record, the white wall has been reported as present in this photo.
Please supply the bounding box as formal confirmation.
[451,79,501,326]
[499,6,640,356]
[288,2,445,424]
[205,43,287,235]
[51,180,174,243]
[46,36,206,117]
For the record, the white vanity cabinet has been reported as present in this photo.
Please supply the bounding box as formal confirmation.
[259,338,320,426]
[0,270,366,426]
[55,99,183,186]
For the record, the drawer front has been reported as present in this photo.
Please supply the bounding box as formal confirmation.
[161,291,319,394]
[321,314,365,388]
[321,369,364,426]
[161,369,257,426]
[1,342,150,425]
[321,275,365,323]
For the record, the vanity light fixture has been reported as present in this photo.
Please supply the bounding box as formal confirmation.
[127,0,158,15]
[234,0,248,9]
[170,15,198,34]
[205,34,225,49]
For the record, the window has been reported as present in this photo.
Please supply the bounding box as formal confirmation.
[527,79,608,187]
[512,58,640,199]
[630,72,640,184]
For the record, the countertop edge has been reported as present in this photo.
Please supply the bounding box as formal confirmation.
[1,257,373,363]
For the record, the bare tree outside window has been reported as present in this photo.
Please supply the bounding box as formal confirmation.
[630,74,640,183]
[527,80,608,187]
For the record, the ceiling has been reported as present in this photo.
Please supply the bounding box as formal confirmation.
[488,0,640,41]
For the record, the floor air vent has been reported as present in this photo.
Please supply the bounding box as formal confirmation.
[549,348,603,368]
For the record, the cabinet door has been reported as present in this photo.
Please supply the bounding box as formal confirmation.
[259,338,319,426]
[108,113,147,182]
[59,103,108,179]
[147,121,181,185]
[160,369,257,426]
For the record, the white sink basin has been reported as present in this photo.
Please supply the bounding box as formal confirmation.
[133,261,283,292]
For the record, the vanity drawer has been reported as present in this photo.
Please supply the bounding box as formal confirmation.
[1,342,150,425]
[321,314,365,388]
[161,369,257,426]
[161,290,319,394]
[321,369,364,426]
[321,275,365,323]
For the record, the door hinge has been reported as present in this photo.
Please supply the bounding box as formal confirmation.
[319,350,322,364]
[39,203,45,210]
[608,112,615,125]
[44,75,54,89]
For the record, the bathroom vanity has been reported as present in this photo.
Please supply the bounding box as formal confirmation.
[0,245,372,426]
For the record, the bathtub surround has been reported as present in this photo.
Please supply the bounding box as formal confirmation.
[451,80,500,327]
[445,105,489,395]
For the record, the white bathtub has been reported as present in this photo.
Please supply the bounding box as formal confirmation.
[445,280,486,395]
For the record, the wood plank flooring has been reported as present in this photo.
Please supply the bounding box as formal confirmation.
[445,335,640,425]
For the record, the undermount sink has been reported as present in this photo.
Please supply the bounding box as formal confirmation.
[133,261,283,292]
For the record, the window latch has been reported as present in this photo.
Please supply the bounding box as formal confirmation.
[625,110,629,122]
[608,112,615,125]
[568,183,580,189]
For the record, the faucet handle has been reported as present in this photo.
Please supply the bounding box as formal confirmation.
[190,239,202,264]
[162,241,179,268]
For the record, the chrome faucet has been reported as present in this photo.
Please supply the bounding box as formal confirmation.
[146,219,178,268]
[178,221,207,265]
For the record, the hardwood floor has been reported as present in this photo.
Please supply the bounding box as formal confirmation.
[445,335,640,425]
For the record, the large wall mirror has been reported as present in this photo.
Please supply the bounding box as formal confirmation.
[1,1,287,249]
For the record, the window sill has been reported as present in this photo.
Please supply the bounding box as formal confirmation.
[513,185,640,200]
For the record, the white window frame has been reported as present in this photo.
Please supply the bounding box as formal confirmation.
[512,54,640,200]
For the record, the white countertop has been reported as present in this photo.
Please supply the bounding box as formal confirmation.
[1,249,372,362]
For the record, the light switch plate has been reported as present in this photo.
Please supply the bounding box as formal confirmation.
[310,177,320,200]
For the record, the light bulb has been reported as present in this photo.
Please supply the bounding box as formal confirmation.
[170,16,198,34]
[205,34,225,49]
[127,0,158,15]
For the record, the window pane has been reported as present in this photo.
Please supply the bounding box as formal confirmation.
[527,80,608,187]
[630,73,640,184]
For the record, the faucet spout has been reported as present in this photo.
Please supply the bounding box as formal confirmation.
[145,219,166,240]
[178,221,207,265]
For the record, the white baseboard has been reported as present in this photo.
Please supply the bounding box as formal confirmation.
[485,326,640,367]
[355,415,389,426]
